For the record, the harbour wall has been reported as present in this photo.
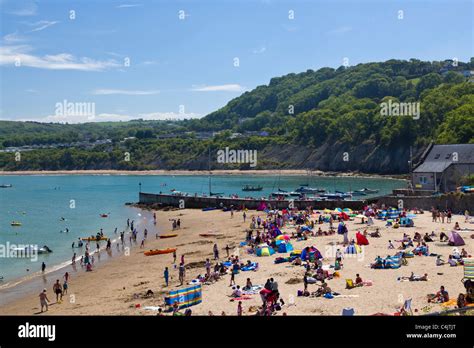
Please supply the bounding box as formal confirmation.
[375,194,474,212]
[138,192,372,210]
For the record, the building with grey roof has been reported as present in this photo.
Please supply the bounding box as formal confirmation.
[412,144,474,192]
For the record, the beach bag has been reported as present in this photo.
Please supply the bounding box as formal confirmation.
[324,293,334,299]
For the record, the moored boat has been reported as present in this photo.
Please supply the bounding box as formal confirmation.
[159,234,178,239]
[242,185,263,191]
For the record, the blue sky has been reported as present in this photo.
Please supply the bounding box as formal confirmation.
[0,0,472,123]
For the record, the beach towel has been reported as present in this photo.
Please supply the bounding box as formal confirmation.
[242,285,263,295]
[241,262,259,271]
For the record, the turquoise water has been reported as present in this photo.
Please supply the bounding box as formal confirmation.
[0,174,405,284]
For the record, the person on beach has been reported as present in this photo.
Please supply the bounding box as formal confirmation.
[181,254,185,265]
[140,239,145,248]
[71,253,76,265]
[80,256,84,267]
[164,267,169,287]
[144,228,148,239]
[225,245,231,257]
[237,301,243,316]
[39,289,50,313]
[63,280,68,295]
[179,263,185,286]
[177,219,181,229]
[243,211,246,222]
[229,268,236,287]
[213,244,219,260]
[465,210,470,223]
[64,272,69,282]
[41,262,46,273]
[173,250,177,264]
[205,258,211,277]
[53,279,63,302]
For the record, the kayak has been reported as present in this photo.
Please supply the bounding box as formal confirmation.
[81,236,108,241]
[144,248,177,256]
[159,234,178,239]
[199,233,224,237]
[99,214,109,218]
[11,222,22,226]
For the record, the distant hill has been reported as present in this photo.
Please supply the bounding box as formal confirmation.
[1,58,473,173]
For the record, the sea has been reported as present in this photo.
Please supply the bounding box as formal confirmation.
[0,174,405,294]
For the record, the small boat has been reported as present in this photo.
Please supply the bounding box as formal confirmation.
[99,213,109,218]
[295,186,326,194]
[144,248,177,256]
[11,221,22,226]
[320,193,352,199]
[242,185,263,192]
[199,233,224,237]
[159,234,178,239]
[358,188,379,194]
[0,184,12,188]
[81,236,108,242]
[348,191,367,196]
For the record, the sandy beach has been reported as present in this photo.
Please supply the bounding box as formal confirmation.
[0,207,472,316]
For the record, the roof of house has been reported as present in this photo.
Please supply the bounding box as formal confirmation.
[413,144,474,173]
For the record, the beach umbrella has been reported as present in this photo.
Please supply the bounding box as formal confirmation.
[343,208,352,213]
[276,234,290,241]
[334,208,342,213]
[323,209,332,214]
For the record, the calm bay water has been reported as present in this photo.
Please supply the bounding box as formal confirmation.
[0,174,405,284]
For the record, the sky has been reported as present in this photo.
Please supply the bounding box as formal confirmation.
[0,0,472,123]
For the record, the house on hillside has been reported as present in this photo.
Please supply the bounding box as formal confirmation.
[412,144,474,192]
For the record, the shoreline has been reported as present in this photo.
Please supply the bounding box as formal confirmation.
[0,169,408,180]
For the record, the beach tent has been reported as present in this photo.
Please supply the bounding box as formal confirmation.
[301,246,323,260]
[343,208,353,214]
[356,232,369,246]
[256,244,275,257]
[164,284,202,310]
[448,231,465,246]
[387,209,400,219]
[400,217,414,227]
[277,242,294,253]
[338,212,350,221]
[334,208,342,213]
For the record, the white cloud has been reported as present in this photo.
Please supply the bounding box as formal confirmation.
[327,26,352,35]
[0,45,122,71]
[29,20,59,32]
[252,46,266,54]
[116,4,143,8]
[3,32,26,43]
[191,84,245,92]
[16,111,201,124]
[92,89,160,95]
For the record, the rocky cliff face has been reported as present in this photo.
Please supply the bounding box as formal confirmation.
[173,142,426,175]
